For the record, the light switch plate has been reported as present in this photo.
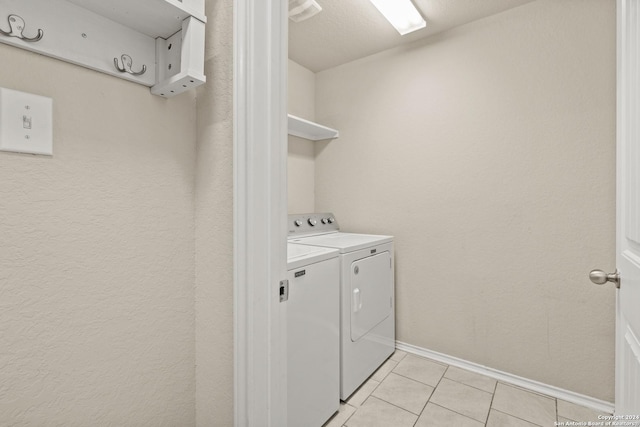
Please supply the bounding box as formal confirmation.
[0,88,53,156]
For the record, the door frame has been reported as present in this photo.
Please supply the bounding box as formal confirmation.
[233,0,288,425]
[616,0,640,414]
[615,0,623,412]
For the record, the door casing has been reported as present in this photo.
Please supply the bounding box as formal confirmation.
[233,0,288,425]
[616,0,640,414]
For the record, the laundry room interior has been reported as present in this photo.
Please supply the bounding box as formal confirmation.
[286,0,616,423]
[0,0,619,426]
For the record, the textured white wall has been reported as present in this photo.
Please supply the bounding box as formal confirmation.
[195,0,234,425]
[289,60,315,120]
[0,45,196,424]
[288,60,316,214]
[315,0,616,401]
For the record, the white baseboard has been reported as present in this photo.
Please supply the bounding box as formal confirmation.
[395,341,615,414]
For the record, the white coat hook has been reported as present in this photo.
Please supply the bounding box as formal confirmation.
[113,54,146,76]
[0,14,43,42]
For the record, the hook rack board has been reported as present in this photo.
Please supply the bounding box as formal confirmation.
[0,0,206,98]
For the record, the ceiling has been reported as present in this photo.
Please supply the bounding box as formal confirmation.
[288,0,535,72]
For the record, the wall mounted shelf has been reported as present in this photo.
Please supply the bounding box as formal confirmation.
[0,0,206,98]
[288,114,339,141]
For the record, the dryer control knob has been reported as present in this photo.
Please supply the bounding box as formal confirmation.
[321,218,329,224]
[328,217,335,223]
[308,218,317,226]
[294,220,303,227]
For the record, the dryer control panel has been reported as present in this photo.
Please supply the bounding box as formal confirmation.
[288,213,339,237]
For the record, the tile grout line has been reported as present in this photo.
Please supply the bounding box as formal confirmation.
[355,374,384,410]
[411,362,451,426]
[430,401,489,426]
[425,366,495,426]
[363,395,421,421]
[342,351,408,426]
[494,381,560,425]
[491,408,546,427]
[339,403,356,427]
[407,362,450,427]
[367,361,434,421]
[390,367,447,389]
[483,377,499,426]
[498,379,558,400]
[443,375,497,395]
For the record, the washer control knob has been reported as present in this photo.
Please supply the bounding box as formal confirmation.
[294,220,303,227]
[308,218,317,226]
[321,218,329,224]
[328,217,335,224]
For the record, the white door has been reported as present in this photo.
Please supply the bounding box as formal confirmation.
[615,0,640,415]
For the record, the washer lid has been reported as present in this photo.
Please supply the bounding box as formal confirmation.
[290,232,393,253]
[287,243,339,270]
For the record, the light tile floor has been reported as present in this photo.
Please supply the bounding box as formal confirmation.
[323,351,610,427]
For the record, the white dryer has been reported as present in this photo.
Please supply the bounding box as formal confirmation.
[286,243,340,427]
[288,214,395,400]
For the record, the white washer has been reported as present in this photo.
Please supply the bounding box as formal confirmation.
[286,243,340,427]
[289,214,395,400]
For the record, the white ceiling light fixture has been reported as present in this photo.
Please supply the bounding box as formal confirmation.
[289,0,323,23]
[369,0,426,35]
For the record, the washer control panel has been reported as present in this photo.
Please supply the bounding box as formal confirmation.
[288,213,339,236]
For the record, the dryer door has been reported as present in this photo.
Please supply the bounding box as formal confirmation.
[350,251,393,342]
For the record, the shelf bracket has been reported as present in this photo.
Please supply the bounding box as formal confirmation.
[152,16,206,98]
